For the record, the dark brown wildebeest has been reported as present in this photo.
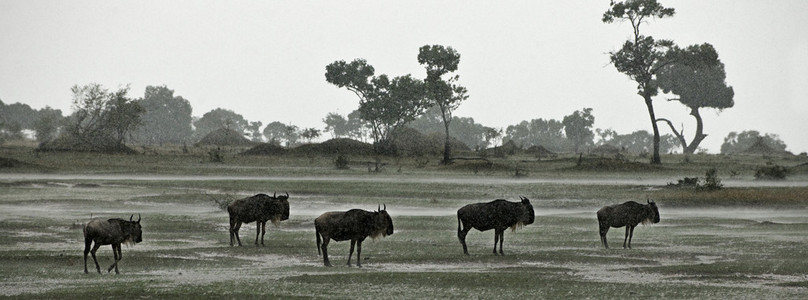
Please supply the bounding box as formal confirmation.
[83,214,142,274]
[228,192,290,247]
[597,200,660,249]
[314,205,394,267]
[457,197,535,255]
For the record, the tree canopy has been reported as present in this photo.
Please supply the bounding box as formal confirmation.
[326,58,429,153]
[656,43,734,154]
[132,85,194,145]
[418,45,469,163]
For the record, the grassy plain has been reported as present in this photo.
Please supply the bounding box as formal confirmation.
[1,144,807,299]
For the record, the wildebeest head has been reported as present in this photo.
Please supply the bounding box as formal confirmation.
[272,192,291,222]
[647,199,660,224]
[516,196,535,228]
[127,214,143,245]
[371,204,394,239]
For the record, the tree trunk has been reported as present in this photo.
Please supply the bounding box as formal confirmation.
[684,107,706,154]
[656,118,687,152]
[442,118,452,165]
[643,95,662,164]
[657,107,707,155]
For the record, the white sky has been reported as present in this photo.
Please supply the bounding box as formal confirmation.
[1,1,806,153]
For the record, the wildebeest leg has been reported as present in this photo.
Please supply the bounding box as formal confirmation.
[498,230,505,255]
[83,239,92,273]
[458,222,471,255]
[599,224,610,249]
[260,221,267,246]
[627,225,635,249]
[492,230,501,255]
[356,240,363,268]
[90,242,102,274]
[107,244,121,274]
[623,226,630,249]
[254,221,262,246]
[347,239,356,266]
[229,217,236,247]
[321,238,332,267]
[232,221,243,246]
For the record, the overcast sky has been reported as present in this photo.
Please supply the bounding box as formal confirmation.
[1,1,806,153]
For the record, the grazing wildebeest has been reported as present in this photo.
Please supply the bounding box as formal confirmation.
[228,192,290,247]
[597,200,660,249]
[314,205,394,267]
[457,196,535,255]
[83,214,142,274]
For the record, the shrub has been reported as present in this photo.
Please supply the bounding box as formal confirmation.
[701,168,723,191]
[335,155,350,169]
[755,165,788,180]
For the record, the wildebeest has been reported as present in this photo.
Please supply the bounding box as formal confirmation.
[228,192,290,247]
[83,214,142,274]
[457,197,535,255]
[597,200,660,249]
[314,205,394,267]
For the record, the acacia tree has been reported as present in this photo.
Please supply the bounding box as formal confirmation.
[603,0,677,164]
[655,43,734,154]
[418,45,469,164]
[562,108,595,153]
[325,59,428,154]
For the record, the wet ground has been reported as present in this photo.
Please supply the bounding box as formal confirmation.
[1,176,807,298]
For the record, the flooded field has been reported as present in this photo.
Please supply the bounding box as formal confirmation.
[1,176,807,298]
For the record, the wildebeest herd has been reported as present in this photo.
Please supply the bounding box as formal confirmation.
[82,193,661,273]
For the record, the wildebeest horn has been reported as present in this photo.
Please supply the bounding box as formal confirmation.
[378,204,381,212]
[285,192,289,198]
[383,204,386,211]
[273,192,277,198]
[130,214,133,222]
[137,213,141,222]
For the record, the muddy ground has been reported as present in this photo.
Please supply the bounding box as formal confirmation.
[1,177,807,299]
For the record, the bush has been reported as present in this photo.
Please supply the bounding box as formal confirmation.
[335,155,350,169]
[701,168,723,191]
[755,165,788,180]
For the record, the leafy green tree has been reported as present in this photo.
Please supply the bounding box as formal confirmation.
[132,85,194,145]
[605,130,679,155]
[246,121,263,142]
[655,43,734,154]
[323,112,349,138]
[408,107,490,150]
[0,101,37,130]
[284,125,300,146]
[193,108,248,140]
[33,106,63,143]
[300,127,321,143]
[720,130,787,154]
[603,0,677,164]
[262,121,287,145]
[483,127,503,150]
[418,45,469,163]
[345,110,371,142]
[326,59,429,154]
[66,83,143,152]
[562,108,595,153]
[504,118,569,152]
